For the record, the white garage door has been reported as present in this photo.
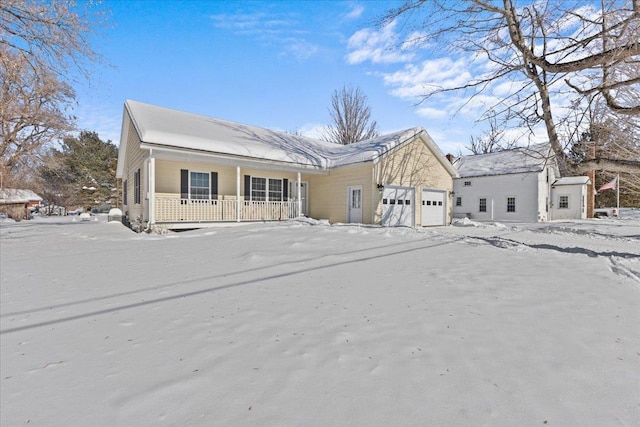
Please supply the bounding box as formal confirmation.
[421,189,446,226]
[381,186,414,227]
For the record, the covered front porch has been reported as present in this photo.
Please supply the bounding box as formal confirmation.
[141,151,318,230]
[154,194,300,227]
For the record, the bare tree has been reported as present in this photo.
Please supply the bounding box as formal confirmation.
[467,111,517,154]
[1,49,75,172]
[0,0,104,183]
[383,0,640,174]
[322,85,379,145]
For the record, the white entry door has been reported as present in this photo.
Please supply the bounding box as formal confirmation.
[421,189,446,226]
[381,186,415,227]
[347,185,363,223]
[289,181,308,216]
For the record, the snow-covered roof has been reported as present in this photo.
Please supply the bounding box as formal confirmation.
[454,144,554,178]
[121,100,456,174]
[553,176,591,186]
[0,189,42,204]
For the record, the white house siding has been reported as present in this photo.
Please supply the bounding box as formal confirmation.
[453,172,541,222]
[121,113,148,223]
[155,161,303,198]
[306,163,375,224]
[550,184,587,220]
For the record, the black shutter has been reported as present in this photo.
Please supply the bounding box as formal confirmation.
[283,179,288,199]
[180,169,189,199]
[210,172,218,199]
[244,175,251,200]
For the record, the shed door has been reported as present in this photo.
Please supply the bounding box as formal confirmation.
[347,185,362,223]
[381,186,415,227]
[421,189,446,226]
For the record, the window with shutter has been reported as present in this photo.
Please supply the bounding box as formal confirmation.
[180,169,219,200]
[247,176,284,201]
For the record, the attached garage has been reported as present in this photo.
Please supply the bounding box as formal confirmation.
[381,186,415,227]
[421,189,446,226]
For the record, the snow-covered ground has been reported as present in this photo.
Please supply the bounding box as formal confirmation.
[1,212,639,426]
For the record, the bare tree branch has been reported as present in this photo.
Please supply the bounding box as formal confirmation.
[322,85,379,145]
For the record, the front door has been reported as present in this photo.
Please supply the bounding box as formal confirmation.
[347,185,363,223]
[289,181,308,216]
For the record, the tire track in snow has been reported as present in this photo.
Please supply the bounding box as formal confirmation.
[468,235,640,284]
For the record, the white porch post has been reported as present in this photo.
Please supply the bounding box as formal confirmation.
[149,155,155,226]
[236,166,241,222]
[297,172,302,217]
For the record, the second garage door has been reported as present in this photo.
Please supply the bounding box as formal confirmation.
[421,189,446,226]
[381,186,415,227]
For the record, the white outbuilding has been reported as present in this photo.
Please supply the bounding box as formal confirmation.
[451,144,590,222]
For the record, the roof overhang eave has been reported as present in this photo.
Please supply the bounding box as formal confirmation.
[140,142,329,175]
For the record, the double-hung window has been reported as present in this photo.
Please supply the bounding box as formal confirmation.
[180,169,218,201]
[268,179,283,201]
[250,177,283,201]
[251,177,267,201]
[479,198,487,212]
[507,197,516,212]
[190,172,210,200]
[559,195,569,209]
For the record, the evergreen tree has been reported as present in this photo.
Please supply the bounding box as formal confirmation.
[39,131,118,210]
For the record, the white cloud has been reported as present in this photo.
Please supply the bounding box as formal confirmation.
[209,10,318,60]
[344,3,364,20]
[298,123,325,140]
[383,58,474,100]
[280,38,319,60]
[345,20,416,64]
[415,106,447,120]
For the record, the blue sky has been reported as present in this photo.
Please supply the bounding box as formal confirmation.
[75,0,505,155]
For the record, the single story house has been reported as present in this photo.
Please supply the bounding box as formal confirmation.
[450,144,590,222]
[116,100,458,231]
[0,188,43,220]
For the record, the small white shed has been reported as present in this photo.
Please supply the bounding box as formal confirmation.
[549,177,591,220]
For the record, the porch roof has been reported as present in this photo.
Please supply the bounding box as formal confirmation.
[553,176,591,186]
[123,100,452,172]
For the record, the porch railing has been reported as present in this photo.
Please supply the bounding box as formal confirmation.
[154,194,299,223]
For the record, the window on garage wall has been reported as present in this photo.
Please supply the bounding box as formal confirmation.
[479,197,487,212]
